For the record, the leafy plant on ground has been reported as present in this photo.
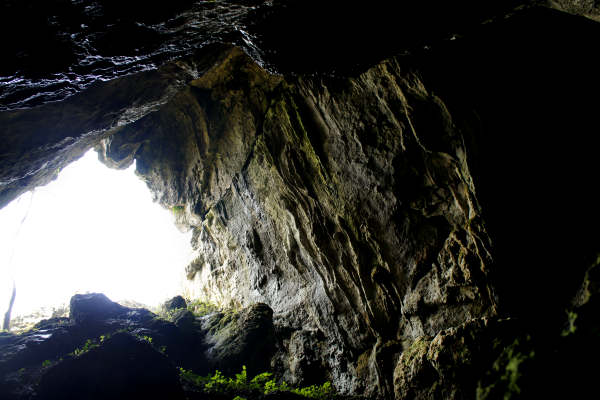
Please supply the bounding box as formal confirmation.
[180,366,334,399]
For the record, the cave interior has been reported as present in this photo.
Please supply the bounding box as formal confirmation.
[1,1,600,399]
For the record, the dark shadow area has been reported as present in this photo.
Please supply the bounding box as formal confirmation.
[414,6,600,327]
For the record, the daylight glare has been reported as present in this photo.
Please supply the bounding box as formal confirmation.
[0,150,193,319]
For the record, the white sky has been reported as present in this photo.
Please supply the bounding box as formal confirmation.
[0,149,193,317]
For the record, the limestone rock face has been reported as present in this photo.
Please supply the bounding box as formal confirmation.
[546,0,600,20]
[97,45,496,396]
[392,318,521,399]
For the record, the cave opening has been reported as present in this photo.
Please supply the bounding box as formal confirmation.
[0,149,193,330]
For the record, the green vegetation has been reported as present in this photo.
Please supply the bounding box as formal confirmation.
[561,310,578,337]
[155,298,219,322]
[70,331,158,358]
[293,382,333,399]
[187,299,219,316]
[72,339,99,356]
[42,360,51,368]
[477,337,535,399]
[156,307,182,321]
[139,335,153,344]
[179,366,334,399]
[172,205,185,216]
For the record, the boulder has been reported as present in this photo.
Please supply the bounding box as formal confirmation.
[202,303,275,377]
[172,309,197,332]
[69,293,126,325]
[38,332,185,400]
[164,295,187,311]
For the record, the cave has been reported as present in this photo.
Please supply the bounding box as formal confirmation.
[1,1,600,399]
[0,149,193,325]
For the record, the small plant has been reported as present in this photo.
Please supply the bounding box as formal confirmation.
[139,335,153,344]
[234,365,247,386]
[264,379,278,395]
[187,299,219,317]
[292,382,333,399]
[157,306,186,322]
[562,310,578,337]
[42,360,51,368]
[72,339,99,357]
[172,205,185,216]
[179,366,334,399]
[250,371,273,387]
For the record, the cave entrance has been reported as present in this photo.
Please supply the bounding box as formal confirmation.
[0,149,193,330]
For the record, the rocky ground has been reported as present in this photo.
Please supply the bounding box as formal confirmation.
[0,293,341,400]
[3,260,600,400]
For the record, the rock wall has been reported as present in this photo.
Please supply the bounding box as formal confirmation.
[97,45,497,397]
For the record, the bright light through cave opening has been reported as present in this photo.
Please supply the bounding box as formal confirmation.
[0,149,193,325]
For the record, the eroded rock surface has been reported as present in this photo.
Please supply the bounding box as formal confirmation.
[0,0,524,111]
[96,44,496,397]
[202,303,275,377]
[0,293,278,400]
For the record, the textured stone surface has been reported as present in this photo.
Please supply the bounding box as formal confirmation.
[0,293,280,400]
[392,317,521,399]
[96,45,497,397]
[201,303,276,378]
[0,58,196,209]
[0,0,524,110]
[546,0,600,20]
[164,295,188,311]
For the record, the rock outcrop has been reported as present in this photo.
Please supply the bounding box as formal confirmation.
[38,331,186,400]
[95,44,497,396]
[0,293,278,400]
